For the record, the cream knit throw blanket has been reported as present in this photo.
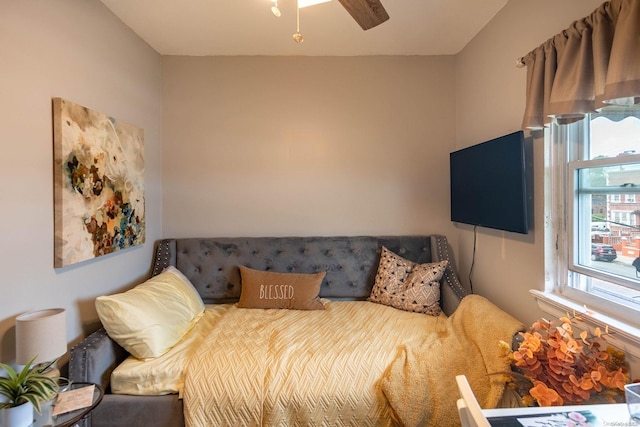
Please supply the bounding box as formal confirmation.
[380,294,524,427]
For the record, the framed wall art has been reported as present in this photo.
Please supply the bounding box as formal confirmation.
[53,98,145,268]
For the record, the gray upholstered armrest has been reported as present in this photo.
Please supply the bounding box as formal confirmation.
[69,328,185,427]
[90,394,184,427]
[69,327,128,392]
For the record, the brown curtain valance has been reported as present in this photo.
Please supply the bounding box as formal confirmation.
[521,0,640,129]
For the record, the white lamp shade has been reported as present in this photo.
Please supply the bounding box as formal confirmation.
[15,308,67,365]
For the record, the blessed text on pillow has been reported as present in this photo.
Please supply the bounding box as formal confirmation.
[238,266,326,310]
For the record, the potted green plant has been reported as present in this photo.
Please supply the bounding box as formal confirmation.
[0,357,58,427]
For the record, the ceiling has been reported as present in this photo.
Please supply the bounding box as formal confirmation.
[100,0,508,56]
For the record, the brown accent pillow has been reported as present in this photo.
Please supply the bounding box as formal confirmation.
[368,246,448,316]
[238,266,326,310]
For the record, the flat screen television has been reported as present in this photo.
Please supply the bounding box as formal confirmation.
[450,130,529,234]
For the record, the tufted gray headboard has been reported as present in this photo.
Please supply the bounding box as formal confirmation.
[151,235,468,315]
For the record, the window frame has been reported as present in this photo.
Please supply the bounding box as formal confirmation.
[567,153,640,292]
[545,114,640,330]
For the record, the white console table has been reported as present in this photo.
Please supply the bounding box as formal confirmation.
[483,403,635,426]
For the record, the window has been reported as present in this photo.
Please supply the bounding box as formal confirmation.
[547,105,640,326]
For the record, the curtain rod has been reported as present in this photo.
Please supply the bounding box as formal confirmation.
[516,57,525,68]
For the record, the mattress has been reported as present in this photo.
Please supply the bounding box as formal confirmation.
[183,300,447,427]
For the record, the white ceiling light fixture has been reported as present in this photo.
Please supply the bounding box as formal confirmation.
[269,0,334,43]
[298,0,331,8]
[270,0,281,17]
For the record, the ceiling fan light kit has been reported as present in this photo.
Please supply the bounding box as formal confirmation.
[294,0,304,43]
[269,0,388,43]
[298,0,332,7]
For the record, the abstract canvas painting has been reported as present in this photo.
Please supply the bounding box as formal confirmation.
[53,98,145,268]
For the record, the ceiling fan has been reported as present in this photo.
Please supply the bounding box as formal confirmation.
[272,0,389,43]
[336,0,389,30]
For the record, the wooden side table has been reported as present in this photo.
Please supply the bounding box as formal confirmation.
[32,382,103,427]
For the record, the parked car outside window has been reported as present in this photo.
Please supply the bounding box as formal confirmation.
[591,243,617,262]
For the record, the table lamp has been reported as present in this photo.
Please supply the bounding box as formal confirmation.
[15,308,67,376]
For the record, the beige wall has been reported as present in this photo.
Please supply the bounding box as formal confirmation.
[0,1,163,363]
[454,0,604,325]
[0,0,611,366]
[162,56,457,238]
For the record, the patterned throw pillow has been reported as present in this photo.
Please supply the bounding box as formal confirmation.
[368,246,448,315]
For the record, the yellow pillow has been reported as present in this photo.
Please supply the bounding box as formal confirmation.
[95,266,205,359]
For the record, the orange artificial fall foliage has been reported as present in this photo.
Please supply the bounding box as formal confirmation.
[498,313,629,407]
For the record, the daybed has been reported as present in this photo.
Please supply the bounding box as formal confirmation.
[69,235,523,427]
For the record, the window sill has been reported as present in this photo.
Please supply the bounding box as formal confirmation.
[530,289,640,361]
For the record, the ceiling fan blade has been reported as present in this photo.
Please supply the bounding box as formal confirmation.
[336,0,389,30]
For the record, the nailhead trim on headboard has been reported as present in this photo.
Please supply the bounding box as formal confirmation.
[434,235,468,299]
[153,239,174,276]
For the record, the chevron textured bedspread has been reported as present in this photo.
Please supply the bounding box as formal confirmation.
[183,300,447,427]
